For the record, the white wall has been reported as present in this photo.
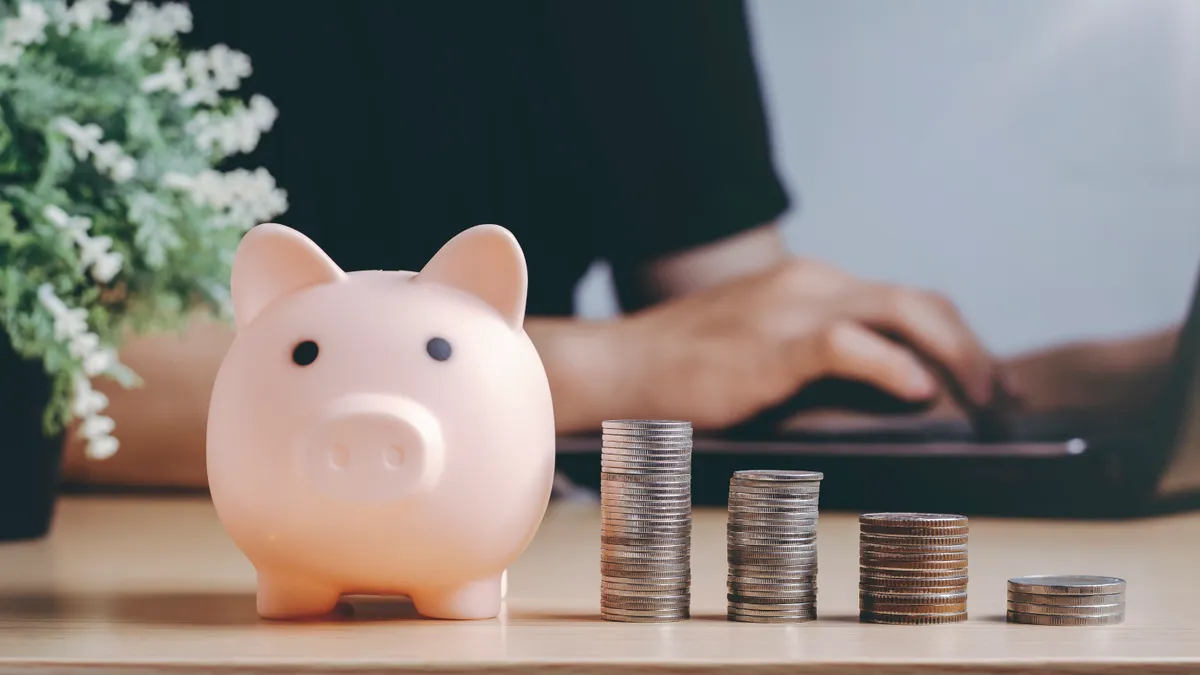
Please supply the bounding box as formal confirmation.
[576,0,1200,356]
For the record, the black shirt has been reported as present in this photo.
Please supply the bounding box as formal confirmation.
[184,0,791,316]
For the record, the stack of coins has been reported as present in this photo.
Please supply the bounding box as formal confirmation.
[858,513,969,624]
[726,469,822,623]
[599,420,693,623]
[1006,575,1126,626]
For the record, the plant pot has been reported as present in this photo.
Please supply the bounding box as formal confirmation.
[0,329,64,542]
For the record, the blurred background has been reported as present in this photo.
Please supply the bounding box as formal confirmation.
[578,0,1200,356]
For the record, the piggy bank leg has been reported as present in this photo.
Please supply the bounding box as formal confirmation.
[410,574,504,620]
[256,570,342,620]
[501,569,508,599]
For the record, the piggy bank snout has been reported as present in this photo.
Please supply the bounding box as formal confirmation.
[302,394,445,504]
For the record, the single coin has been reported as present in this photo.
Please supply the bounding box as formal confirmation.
[860,542,968,554]
[1007,575,1126,595]
[1006,591,1125,606]
[728,494,821,505]
[600,578,696,588]
[729,594,817,606]
[859,601,968,614]
[724,605,820,614]
[602,429,693,439]
[601,611,689,621]
[601,566,691,578]
[602,595,691,607]
[1006,602,1125,616]
[858,558,967,572]
[861,526,969,538]
[860,610,967,624]
[859,533,970,547]
[860,579,968,592]
[602,419,692,428]
[728,600,816,611]
[728,577,819,586]
[860,549,968,561]
[728,612,816,623]
[859,513,968,527]
[732,469,824,483]
[859,564,969,576]
[1006,611,1123,626]
[601,472,693,484]
[861,591,967,604]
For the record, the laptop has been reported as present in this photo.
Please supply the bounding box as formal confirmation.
[555,262,1200,518]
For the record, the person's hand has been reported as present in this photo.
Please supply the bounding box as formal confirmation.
[611,257,1004,430]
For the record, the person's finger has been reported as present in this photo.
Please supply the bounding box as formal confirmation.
[784,321,939,401]
[844,284,996,406]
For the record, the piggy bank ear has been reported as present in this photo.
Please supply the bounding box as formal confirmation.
[230,223,347,329]
[414,224,528,329]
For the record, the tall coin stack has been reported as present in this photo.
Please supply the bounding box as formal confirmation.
[726,470,822,623]
[1006,575,1126,626]
[599,420,693,623]
[858,513,969,624]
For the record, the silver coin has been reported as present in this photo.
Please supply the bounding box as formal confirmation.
[859,558,967,571]
[600,503,692,515]
[603,576,691,587]
[728,493,821,503]
[599,604,690,615]
[602,485,692,494]
[860,591,968,603]
[864,552,964,562]
[1006,611,1123,626]
[859,512,968,526]
[728,505,820,516]
[728,610,818,621]
[1006,591,1125,606]
[729,484,822,494]
[859,532,969,547]
[601,456,692,466]
[860,610,967,625]
[732,469,824,483]
[860,542,968,554]
[728,605,817,618]
[1007,575,1126,595]
[602,419,692,428]
[730,562,818,573]
[602,429,693,438]
[727,522,818,533]
[1006,602,1124,617]
[602,595,691,606]
[601,471,693,483]
[729,576,817,587]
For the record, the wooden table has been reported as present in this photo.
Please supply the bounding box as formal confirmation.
[0,496,1197,674]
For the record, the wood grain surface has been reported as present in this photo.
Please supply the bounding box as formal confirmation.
[0,496,1196,674]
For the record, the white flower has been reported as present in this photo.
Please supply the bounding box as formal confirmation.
[161,167,288,230]
[89,251,123,284]
[51,117,138,182]
[140,56,186,94]
[80,413,115,441]
[205,43,251,90]
[185,94,278,156]
[85,435,119,460]
[118,1,191,58]
[64,0,112,31]
[0,2,49,65]
[70,375,108,418]
[68,331,99,359]
[83,347,116,377]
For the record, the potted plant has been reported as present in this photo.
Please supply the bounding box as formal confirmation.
[0,0,286,540]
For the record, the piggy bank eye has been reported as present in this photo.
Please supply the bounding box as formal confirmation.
[292,340,319,366]
[426,337,452,362]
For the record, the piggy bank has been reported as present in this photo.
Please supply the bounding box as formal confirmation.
[205,222,556,620]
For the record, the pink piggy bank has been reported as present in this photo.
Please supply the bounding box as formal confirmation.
[205,222,556,620]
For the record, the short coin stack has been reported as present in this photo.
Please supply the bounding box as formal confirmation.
[599,420,693,623]
[859,513,969,624]
[1006,575,1126,626]
[726,469,822,623]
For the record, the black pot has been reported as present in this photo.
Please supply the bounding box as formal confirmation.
[0,328,64,542]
